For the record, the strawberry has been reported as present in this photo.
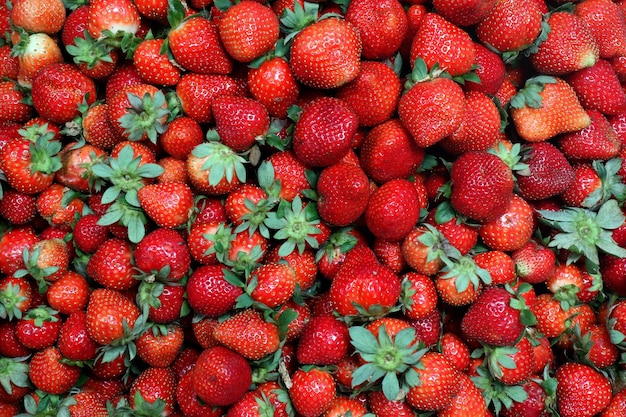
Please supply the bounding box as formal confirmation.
[0,276,32,320]
[176,370,224,417]
[0,228,39,276]
[406,352,462,412]
[450,151,514,223]
[168,15,233,75]
[85,288,140,345]
[137,181,194,228]
[557,110,621,161]
[296,315,350,365]
[134,0,170,23]
[438,373,488,417]
[500,380,547,417]
[461,286,525,346]
[435,254,485,307]
[602,389,626,417]
[365,178,421,241]
[398,59,467,148]
[72,213,110,254]
[87,0,141,40]
[158,116,203,161]
[410,12,475,77]
[425,206,479,256]
[516,142,575,200]
[464,42,506,95]
[530,293,570,338]
[128,367,176,415]
[192,346,252,407]
[87,238,135,291]
[0,136,61,195]
[247,262,297,308]
[323,396,369,417]
[263,150,310,202]
[218,1,279,63]
[358,119,424,184]
[80,103,124,150]
[531,11,599,75]
[213,308,280,361]
[345,0,408,60]
[135,324,184,368]
[107,83,170,143]
[134,228,191,282]
[186,264,243,317]
[292,96,359,168]
[400,272,439,320]
[28,346,81,395]
[439,90,501,154]
[212,95,270,152]
[289,367,336,417]
[67,392,108,417]
[247,55,300,118]
[476,0,544,53]
[186,141,246,196]
[432,0,497,27]
[35,184,85,228]
[575,0,626,59]
[601,254,626,297]
[57,311,99,361]
[329,246,401,317]
[0,81,33,123]
[555,362,612,417]
[10,31,64,87]
[132,38,181,86]
[511,240,556,284]
[15,306,61,350]
[565,59,626,116]
[283,5,362,89]
[401,225,448,276]
[0,321,31,358]
[336,60,402,128]
[510,76,591,142]
[479,194,535,252]
[0,189,36,225]
[10,0,65,34]
[317,162,370,227]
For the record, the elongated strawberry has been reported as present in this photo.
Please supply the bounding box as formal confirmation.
[213,309,280,361]
[575,0,626,59]
[317,162,370,227]
[510,76,591,142]
[516,142,575,201]
[410,12,475,77]
[398,58,466,148]
[556,362,612,417]
[565,59,626,116]
[247,54,299,119]
[557,109,621,161]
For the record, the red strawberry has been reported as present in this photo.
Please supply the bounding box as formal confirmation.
[15,306,61,350]
[213,309,280,361]
[531,11,599,75]
[87,238,135,291]
[317,162,370,227]
[0,81,33,123]
[135,324,184,368]
[575,0,626,59]
[510,76,591,142]
[555,362,612,417]
[132,38,181,86]
[476,0,543,53]
[81,103,124,150]
[0,136,61,195]
[264,150,310,201]
[329,246,401,317]
[218,1,279,63]
[168,15,233,75]
[565,59,626,115]
[336,61,402,127]
[450,151,514,223]
[438,373,487,417]
[511,240,556,284]
[410,12,475,77]
[516,142,575,200]
[398,60,467,148]
[406,352,462,412]
[365,178,421,241]
[57,311,99,361]
[28,346,81,395]
[87,0,141,40]
[461,286,525,346]
[432,0,497,26]
[192,346,252,407]
[212,95,270,152]
[10,0,66,34]
[0,228,39,276]
[478,194,535,252]
[557,109,621,161]
[0,276,32,320]
[186,141,246,196]
[128,367,177,415]
[248,262,297,308]
[602,389,626,417]
[72,213,109,254]
[345,0,408,60]
[358,119,424,184]
[85,288,140,345]
[134,228,191,281]
[292,96,359,168]
[285,9,362,89]
[464,42,506,95]
[289,367,336,417]
[186,264,243,317]
[137,181,194,228]
[296,315,350,365]
[247,55,300,118]
[67,392,108,417]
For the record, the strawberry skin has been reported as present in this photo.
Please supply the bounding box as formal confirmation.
[317,162,370,227]
[556,362,612,417]
[137,181,194,228]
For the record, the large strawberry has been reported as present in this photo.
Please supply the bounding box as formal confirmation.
[317,162,370,227]
[213,309,280,361]
[575,0,626,59]
[137,181,194,228]
[365,178,421,241]
[0,136,61,195]
[555,362,612,417]
[516,142,575,200]
[10,0,66,34]
[28,346,81,395]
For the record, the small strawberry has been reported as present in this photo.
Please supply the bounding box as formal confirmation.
[511,240,556,284]
[137,181,195,228]
[212,95,270,152]
[516,142,575,201]
[86,238,135,291]
[192,346,252,407]
[218,1,280,63]
[127,367,176,415]
[289,367,336,417]
[247,54,300,118]
[87,0,141,40]
[317,162,370,227]
[213,308,280,361]
[15,305,61,350]
[0,136,61,195]
[57,311,99,361]
[247,262,297,308]
[365,178,421,241]
[132,38,181,86]
[135,324,184,368]
[479,194,535,252]
[10,0,66,34]
[186,264,243,317]
[10,31,64,87]
[433,0,497,27]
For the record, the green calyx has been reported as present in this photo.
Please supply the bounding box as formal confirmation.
[29,135,62,175]
[0,282,28,320]
[509,75,557,109]
[404,58,450,91]
[537,198,626,271]
[22,305,59,327]
[16,391,76,417]
[279,1,321,44]
[66,33,115,70]
[264,196,321,257]
[0,356,29,396]
[350,325,426,402]
[471,365,529,415]
[440,254,492,293]
[192,140,248,186]
[582,158,626,209]
[117,91,170,144]
[14,246,59,293]
[315,227,359,263]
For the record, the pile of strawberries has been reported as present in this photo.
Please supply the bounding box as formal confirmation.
[2,0,626,415]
